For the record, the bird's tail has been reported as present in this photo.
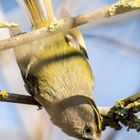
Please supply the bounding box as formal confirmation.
[17,0,56,29]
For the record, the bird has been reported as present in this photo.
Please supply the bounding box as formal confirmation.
[14,0,102,139]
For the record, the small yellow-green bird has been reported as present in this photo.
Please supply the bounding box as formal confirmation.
[15,0,102,139]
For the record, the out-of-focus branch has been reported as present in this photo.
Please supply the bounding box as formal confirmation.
[0,22,18,28]
[0,7,109,52]
[85,34,140,59]
[0,0,140,52]
[109,0,140,16]
[99,92,140,132]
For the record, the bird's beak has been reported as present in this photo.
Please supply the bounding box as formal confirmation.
[81,134,100,140]
[81,134,93,140]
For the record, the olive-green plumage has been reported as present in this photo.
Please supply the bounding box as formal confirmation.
[15,0,102,139]
[14,32,101,139]
[28,33,93,104]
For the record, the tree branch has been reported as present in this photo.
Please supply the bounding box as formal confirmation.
[99,92,140,132]
[0,0,140,133]
[0,90,40,106]
[0,90,140,131]
[0,4,139,52]
[0,7,109,52]
[0,22,18,28]
[109,0,140,16]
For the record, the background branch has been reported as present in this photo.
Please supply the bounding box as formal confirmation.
[0,91,40,107]
[0,7,109,52]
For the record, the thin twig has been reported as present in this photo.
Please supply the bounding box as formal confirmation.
[0,7,110,52]
[0,2,139,52]
[1,6,139,52]
[0,91,40,106]
[0,22,18,28]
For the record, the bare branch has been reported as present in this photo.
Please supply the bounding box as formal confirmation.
[0,90,40,107]
[0,22,18,28]
[116,92,140,107]
[0,90,139,131]
[109,0,140,16]
[85,34,140,59]
[0,5,139,52]
[0,7,109,52]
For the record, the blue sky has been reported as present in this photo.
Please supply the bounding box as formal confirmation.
[0,0,18,12]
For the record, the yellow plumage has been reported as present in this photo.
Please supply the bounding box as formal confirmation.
[14,0,102,139]
[17,0,55,29]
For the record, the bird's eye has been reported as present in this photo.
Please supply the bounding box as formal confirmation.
[84,125,92,134]
[85,127,91,133]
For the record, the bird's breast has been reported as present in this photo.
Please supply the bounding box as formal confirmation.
[31,43,94,107]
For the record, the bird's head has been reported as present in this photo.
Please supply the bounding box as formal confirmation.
[48,96,102,140]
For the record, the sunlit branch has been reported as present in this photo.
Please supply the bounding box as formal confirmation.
[0,90,40,107]
[0,22,18,28]
[0,5,139,52]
